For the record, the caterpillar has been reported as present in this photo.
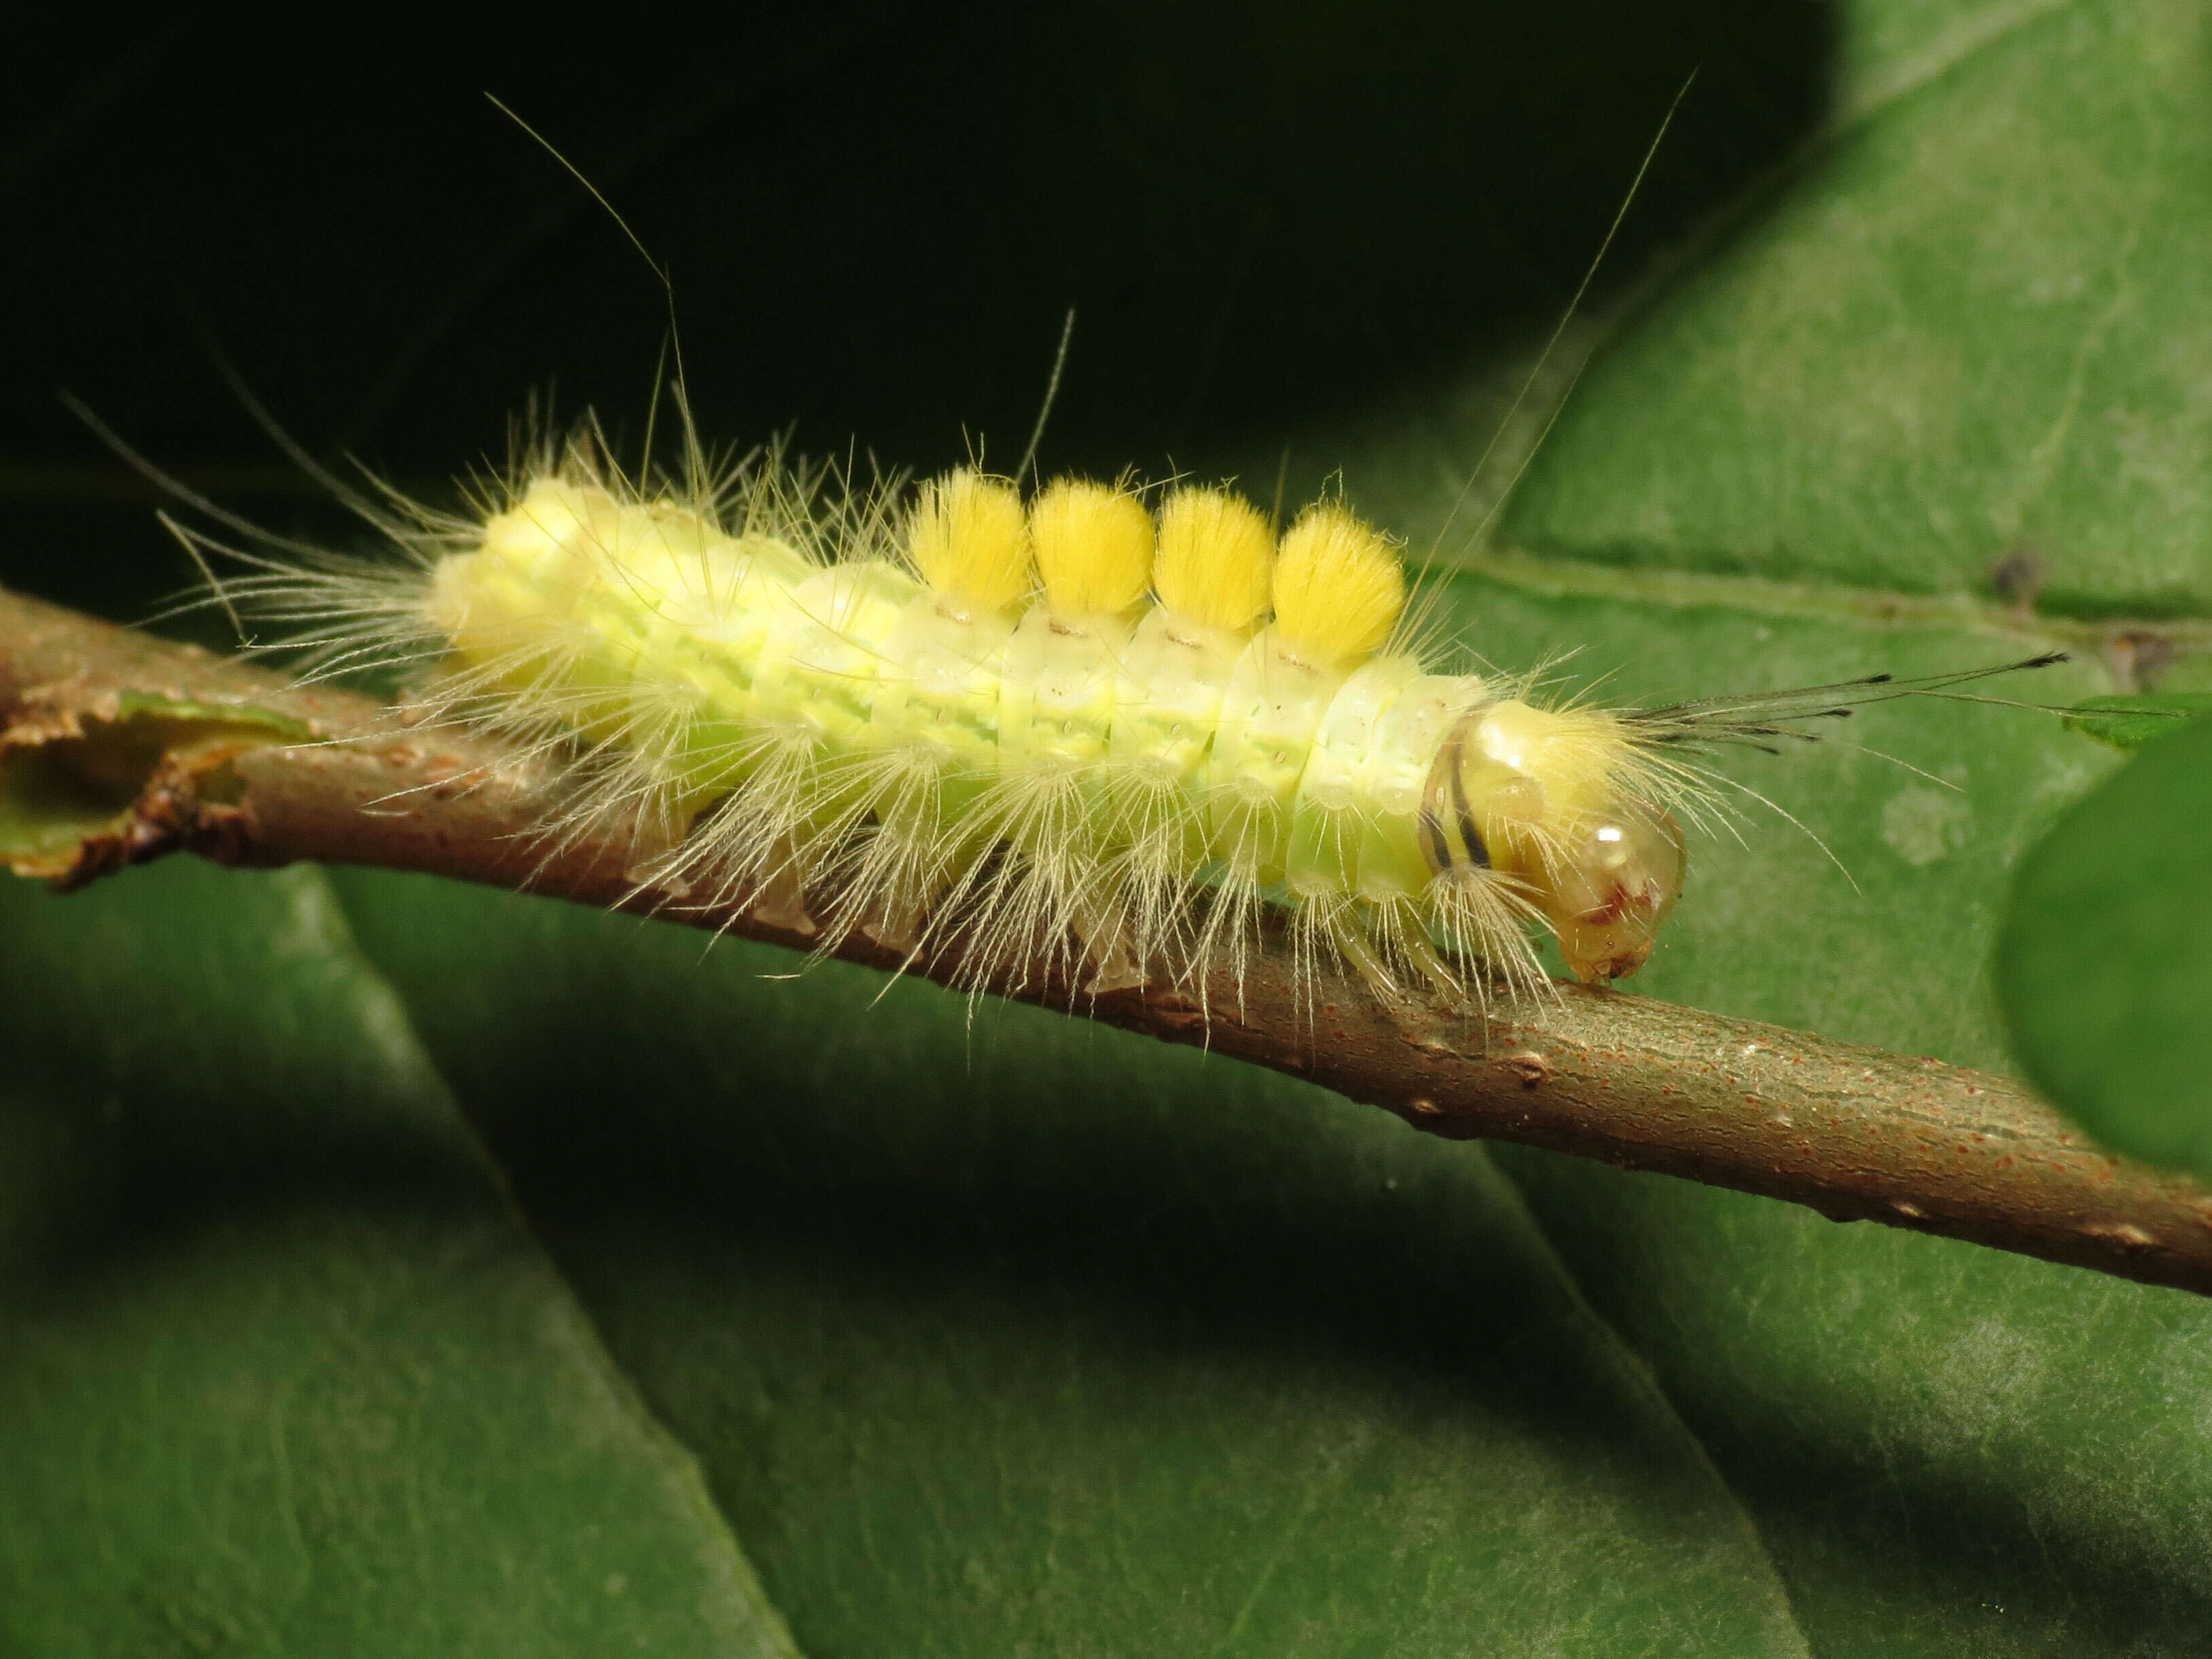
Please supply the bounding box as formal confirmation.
[164,412,2064,1016]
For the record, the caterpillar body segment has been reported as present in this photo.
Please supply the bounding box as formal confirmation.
[407,449,1691,1006]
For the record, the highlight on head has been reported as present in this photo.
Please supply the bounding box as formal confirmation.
[1543,801,1686,983]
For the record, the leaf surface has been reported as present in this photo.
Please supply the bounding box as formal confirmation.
[335,870,1810,1658]
[2061,691,2212,750]
[0,863,796,1658]
[1502,0,2212,617]
[9,0,2212,1652]
[1998,713,2212,1176]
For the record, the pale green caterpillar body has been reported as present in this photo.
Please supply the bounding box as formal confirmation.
[198,421,2054,1013]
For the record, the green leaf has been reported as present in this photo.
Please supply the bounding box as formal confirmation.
[2062,691,2212,750]
[0,863,797,1658]
[1996,713,2212,1174]
[12,0,2212,1652]
[331,869,1811,1657]
[1492,1135,2212,1654]
[1502,0,2212,618]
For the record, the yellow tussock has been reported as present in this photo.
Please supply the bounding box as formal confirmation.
[1030,477,1155,616]
[1153,487,1273,631]
[908,469,1033,611]
[1270,503,1404,667]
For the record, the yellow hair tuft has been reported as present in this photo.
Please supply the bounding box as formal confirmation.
[1153,487,1274,632]
[1269,502,1405,667]
[908,468,1033,611]
[1030,477,1155,616]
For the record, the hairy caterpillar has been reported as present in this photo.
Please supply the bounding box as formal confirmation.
[161,410,2062,1016]
[112,82,2064,1017]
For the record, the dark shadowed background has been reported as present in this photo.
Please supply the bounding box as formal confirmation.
[5,2,1829,619]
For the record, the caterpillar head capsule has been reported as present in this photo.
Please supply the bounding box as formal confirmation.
[1421,699,1686,985]
[1542,800,1685,984]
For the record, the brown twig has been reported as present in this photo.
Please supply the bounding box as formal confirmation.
[7,583,2211,1297]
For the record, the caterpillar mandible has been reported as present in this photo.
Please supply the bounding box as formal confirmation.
[178,414,2059,1016]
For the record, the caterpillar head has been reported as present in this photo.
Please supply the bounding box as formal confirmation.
[1423,699,1685,985]
[1537,798,1685,982]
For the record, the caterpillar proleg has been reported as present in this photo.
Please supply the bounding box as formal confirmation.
[167,411,2066,1017]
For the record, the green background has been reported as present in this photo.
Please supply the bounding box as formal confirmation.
[1999,707,2212,1180]
[7,2,2212,1652]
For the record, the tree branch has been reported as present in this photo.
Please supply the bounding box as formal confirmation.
[7,584,2209,1297]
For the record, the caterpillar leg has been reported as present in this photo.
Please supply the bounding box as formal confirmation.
[1070,887,1146,995]
[1087,772,1199,995]
[1325,903,1399,1006]
[747,836,818,937]
[1183,866,1266,1021]
[622,781,820,938]
[842,792,953,957]
[850,828,987,961]
[855,872,932,955]
[932,762,1142,999]
[1293,893,1427,1016]
[1423,866,1552,1006]
[659,728,833,938]
[1361,893,1463,1004]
